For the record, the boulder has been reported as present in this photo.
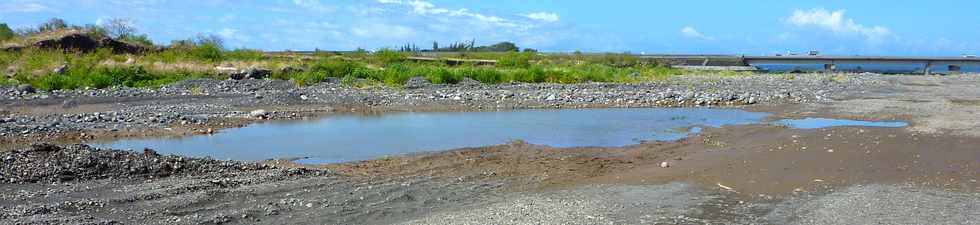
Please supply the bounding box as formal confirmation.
[249,109,268,118]
[324,77,341,84]
[98,37,148,54]
[19,32,146,54]
[404,76,431,89]
[16,84,35,93]
[3,66,16,78]
[545,94,558,101]
[279,66,304,75]
[460,77,481,86]
[52,64,67,74]
[33,33,100,52]
[28,143,60,152]
[244,68,271,79]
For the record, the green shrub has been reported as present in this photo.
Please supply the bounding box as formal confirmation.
[0,23,15,41]
[496,52,533,69]
[190,44,223,63]
[506,66,546,83]
[309,58,362,78]
[118,33,154,47]
[292,70,327,86]
[0,78,14,86]
[455,67,502,84]
[226,49,265,61]
[424,66,461,84]
[373,48,406,65]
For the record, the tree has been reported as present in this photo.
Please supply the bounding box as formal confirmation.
[0,23,14,41]
[38,18,67,32]
[195,34,224,49]
[119,33,153,46]
[100,17,136,39]
[485,42,519,52]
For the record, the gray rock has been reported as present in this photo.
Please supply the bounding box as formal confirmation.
[279,66,304,74]
[17,84,35,93]
[545,94,558,101]
[245,68,272,79]
[404,76,431,89]
[3,66,16,78]
[249,109,268,118]
[52,64,68,74]
[460,77,481,85]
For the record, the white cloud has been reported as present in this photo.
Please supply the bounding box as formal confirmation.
[217,28,250,44]
[785,8,890,42]
[523,12,559,22]
[680,26,714,40]
[378,0,518,28]
[350,23,416,39]
[0,1,48,12]
[293,0,336,12]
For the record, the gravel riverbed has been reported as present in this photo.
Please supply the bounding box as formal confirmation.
[0,73,884,143]
[2,73,977,224]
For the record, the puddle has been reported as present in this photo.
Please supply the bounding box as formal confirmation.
[773,117,909,129]
[92,108,767,163]
[92,108,908,164]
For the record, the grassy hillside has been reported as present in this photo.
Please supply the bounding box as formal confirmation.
[0,19,707,90]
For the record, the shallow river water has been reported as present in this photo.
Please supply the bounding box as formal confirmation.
[92,108,907,163]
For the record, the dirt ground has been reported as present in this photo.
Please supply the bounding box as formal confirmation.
[2,74,979,224]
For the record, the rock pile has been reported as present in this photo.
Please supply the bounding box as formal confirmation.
[0,144,327,183]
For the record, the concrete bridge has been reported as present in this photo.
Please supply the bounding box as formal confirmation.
[270,51,980,74]
[640,54,980,74]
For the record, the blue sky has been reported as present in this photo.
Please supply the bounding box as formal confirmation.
[1,0,978,55]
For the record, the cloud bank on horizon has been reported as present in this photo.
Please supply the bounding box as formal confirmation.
[1,0,978,56]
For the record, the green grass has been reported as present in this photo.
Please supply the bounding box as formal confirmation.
[225,48,266,61]
[1,45,700,91]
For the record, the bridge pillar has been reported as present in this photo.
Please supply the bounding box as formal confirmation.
[823,63,836,72]
[924,61,933,75]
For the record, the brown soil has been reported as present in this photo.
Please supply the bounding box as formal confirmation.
[326,122,978,197]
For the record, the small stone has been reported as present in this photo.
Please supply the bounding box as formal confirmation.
[545,94,557,101]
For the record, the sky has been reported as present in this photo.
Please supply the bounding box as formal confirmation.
[1,0,978,56]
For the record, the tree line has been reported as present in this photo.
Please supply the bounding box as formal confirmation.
[399,40,537,53]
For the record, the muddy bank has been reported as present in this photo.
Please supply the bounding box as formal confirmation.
[1,123,976,224]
